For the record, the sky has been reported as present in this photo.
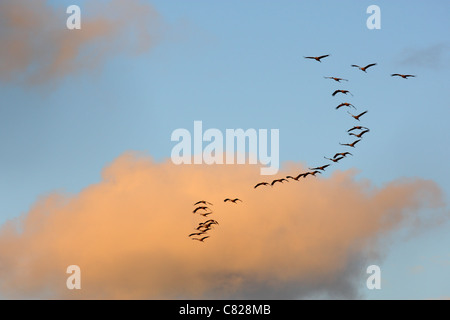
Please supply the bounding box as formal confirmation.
[0,0,449,299]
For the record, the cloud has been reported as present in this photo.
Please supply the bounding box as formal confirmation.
[0,152,446,299]
[397,43,450,70]
[0,0,163,84]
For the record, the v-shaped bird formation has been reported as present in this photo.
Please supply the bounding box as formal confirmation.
[189,53,415,243]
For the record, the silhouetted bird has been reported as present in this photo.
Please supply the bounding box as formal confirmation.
[348,126,369,132]
[351,63,377,72]
[332,90,353,97]
[336,102,356,110]
[192,236,209,242]
[193,206,210,214]
[286,173,308,181]
[224,198,242,203]
[324,76,348,82]
[194,200,213,206]
[254,182,270,189]
[307,170,322,177]
[333,152,353,158]
[325,156,345,163]
[189,232,205,237]
[200,212,213,217]
[340,140,361,148]
[349,129,370,138]
[309,164,331,171]
[391,73,415,79]
[271,178,288,186]
[304,54,330,62]
[348,110,368,121]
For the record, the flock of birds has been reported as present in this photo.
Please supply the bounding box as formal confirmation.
[188,199,241,242]
[189,53,415,243]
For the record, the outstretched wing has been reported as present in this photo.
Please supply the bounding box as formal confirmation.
[357,111,368,118]
[365,63,377,69]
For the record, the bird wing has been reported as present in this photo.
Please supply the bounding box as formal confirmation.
[391,74,401,77]
[318,54,330,59]
[357,111,368,117]
[365,63,377,69]
[351,65,360,68]
[333,153,341,159]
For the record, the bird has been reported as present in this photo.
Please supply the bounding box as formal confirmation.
[196,225,212,232]
[271,178,288,186]
[224,198,242,203]
[254,182,270,189]
[203,219,219,225]
[347,126,369,132]
[349,129,370,138]
[332,90,353,97]
[194,200,213,206]
[200,212,213,217]
[336,102,356,110]
[348,110,368,121]
[192,236,209,242]
[324,156,345,163]
[189,232,205,237]
[309,164,331,171]
[391,73,415,79]
[286,173,308,181]
[340,140,361,148]
[304,54,330,62]
[324,76,348,82]
[351,63,377,72]
[193,206,211,214]
[333,152,353,158]
[308,170,322,177]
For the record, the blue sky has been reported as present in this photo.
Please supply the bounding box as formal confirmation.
[0,0,449,299]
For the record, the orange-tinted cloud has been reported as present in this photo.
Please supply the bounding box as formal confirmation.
[0,0,162,84]
[0,152,446,299]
